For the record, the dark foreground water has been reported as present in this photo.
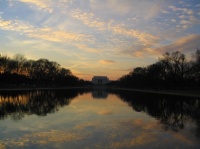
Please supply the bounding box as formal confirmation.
[0,88,200,149]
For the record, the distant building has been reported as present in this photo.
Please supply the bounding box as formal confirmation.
[92,76,109,85]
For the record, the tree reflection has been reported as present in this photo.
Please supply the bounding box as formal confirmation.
[0,89,90,120]
[1,88,200,139]
[111,89,200,135]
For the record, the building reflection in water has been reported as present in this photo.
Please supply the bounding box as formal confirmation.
[92,88,108,99]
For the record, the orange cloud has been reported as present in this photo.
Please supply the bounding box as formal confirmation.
[19,0,53,13]
[0,19,12,27]
[156,34,200,54]
[99,60,115,64]
[76,44,101,53]
[1,129,91,147]
[71,9,106,31]
[110,132,157,149]
[71,9,159,46]
[0,18,87,43]
[97,110,113,115]
[110,25,158,46]
[121,34,200,59]
[28,28,86,42]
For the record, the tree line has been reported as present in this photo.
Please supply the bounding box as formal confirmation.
[116,49,200,90]
[0,54,89,87]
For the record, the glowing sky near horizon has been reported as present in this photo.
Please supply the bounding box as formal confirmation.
[0,0,200,80]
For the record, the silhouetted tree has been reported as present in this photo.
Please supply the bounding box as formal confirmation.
[0,54,88,87]
[13,54,26,75]
[117,50,200,90]
[191,49,200,88]
[0,55,9,73]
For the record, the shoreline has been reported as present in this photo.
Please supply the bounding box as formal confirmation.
[0,87,86,91]
[0,87,199,98]
[115,88,200,98]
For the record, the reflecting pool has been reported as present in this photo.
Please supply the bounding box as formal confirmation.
[0,88,200,149]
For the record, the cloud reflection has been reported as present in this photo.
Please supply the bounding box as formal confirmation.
[1,90,200,148]
[1,129,91,148]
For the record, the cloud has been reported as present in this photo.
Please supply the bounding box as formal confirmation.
[168,5,200,30]
[19,0,49,8]
[73,120,101,130]
[0,18,88,43]
[110,25,159,46]
[19,0,53,13]
[143,3,163,20]
[108,118,159,148]
[179,17,199,29]
[71,9,159,47]
[71,9,106,31]
[132,51,144,58]
[169,5,193,15]
[28,28,86,42]
[110,133,157,149]
[171,19,176,22]
[97,110,113,115]
[116,42,162,59]
[76,44,101,54]
[19,0,73,13]
[89,0,168,20]
[180,20,190,25]
[89,0,133,16]
[162,10,169,14]
[99,60,115,65]
[1,129,91,147]
[155,34,200,55]
[119,34,200,59]
[0,19,12,27]
[179,15,186,19]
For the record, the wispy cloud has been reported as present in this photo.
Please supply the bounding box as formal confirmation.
[76,44,101,54]
[0,18,88,42]
[1,129,91,147]
[89,0,133,16]
[19,0,53,12]
[99,60,115,65]
[168,5,200,29]
[71,9,159,47]
[28,28,86,42]
[97,110,113,115]
[169,5,194,15]
[155,34,200,55]
[110,25,158,46]
[19,0,73,13]
[71,9,106,31]
[89,0,167,20]
[118,34,200,59]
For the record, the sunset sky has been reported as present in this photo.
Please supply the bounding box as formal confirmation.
[0,0,200,80]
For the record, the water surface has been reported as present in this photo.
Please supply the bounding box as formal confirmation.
[0,88,200,149]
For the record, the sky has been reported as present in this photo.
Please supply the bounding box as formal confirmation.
[0,0,200,81]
